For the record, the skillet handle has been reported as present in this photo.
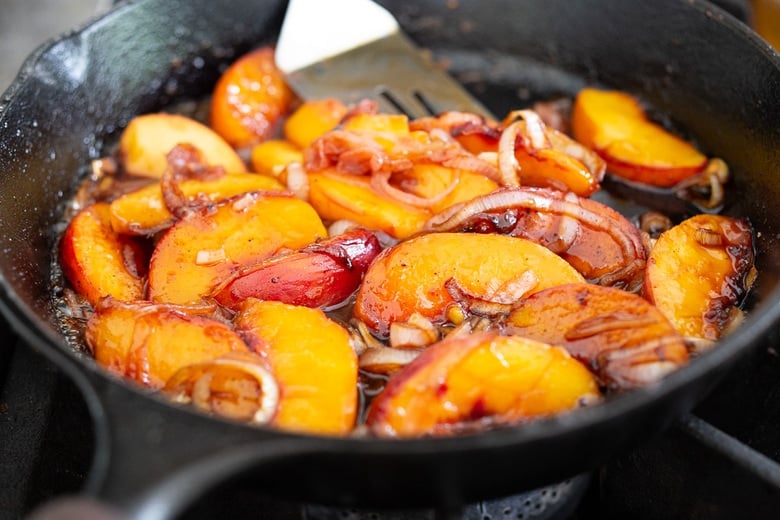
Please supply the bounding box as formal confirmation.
[77,368,320,520]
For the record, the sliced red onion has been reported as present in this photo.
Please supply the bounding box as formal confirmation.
[285,162,310,200]
[370,170,459,209]
[443,277,528,318]
[328,219,362,237]
[389,313,440,349]
[425,187,644,287]
[675,158,728,210]
[505,110,548,149]
[545,127,606,182]
[165,354,280,426]
[359,346,423,374]
[441,154,502,183]
[497,118,524,186]
[563,313,659,341]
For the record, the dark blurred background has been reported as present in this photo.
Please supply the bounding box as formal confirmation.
[1,0,777,94]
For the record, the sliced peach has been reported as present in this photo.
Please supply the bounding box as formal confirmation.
[59,202,147,306]
[118,112,247,178]
[354,232,585,337]
[506,283,689,390]
[109,172,285,235]
[424,187,648,291]
[283,98,348,149]
[249,139,303,178]
[643,214,755,340]
[85,299,250,389]
[307,170,431,239]
[235,299,358,435]
[514,147,600,196]
[210,46,294,149]
[212,229,381,311]
[148,193,327,305]
[342,112,410,136]
[365,332,600,437]
[571,88,707,187]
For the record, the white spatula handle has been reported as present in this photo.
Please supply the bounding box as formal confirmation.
[276,0,399,73]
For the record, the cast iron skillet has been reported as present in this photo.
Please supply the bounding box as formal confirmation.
[1,0,779,517]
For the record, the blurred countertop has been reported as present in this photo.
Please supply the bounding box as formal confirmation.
[0,0,111,93]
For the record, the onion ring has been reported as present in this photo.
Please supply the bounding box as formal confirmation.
[426,187,645,288]
[359,346,423,374]
[370,170,461,209]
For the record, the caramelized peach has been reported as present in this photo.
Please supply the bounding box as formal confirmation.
[210,46,294,148]
[59,202,147,306]
[425,187,648,291]
[307,170,430,239]
[213,228,382,311]
[342,112,410,135]
[571,88,707,187]
[643,214,755,340]
[235,299,358,435]
[506,283,689,389]
[148,193,327,305]
[249,139,303,177]
[283,98,348,149]
[514,147,600,196]
[109,172,285,235]
[85,299,250,389]
[354,232,585,337]
[118,113,247,178]
[365,332,600,437]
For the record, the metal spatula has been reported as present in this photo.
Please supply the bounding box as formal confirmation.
[275,0,493,119]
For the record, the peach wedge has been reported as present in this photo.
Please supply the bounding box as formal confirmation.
[148,193,327,305]
[283,98,348,149]
[60,202,147,306]
[210,46,294,148]
[572,88,707,187]
[235,299,358,435]
[307,170,431,239]
[109,172,285,235]
[366,332,600,437]
[354,232,585,337]
[424,187,648,291]
[119,112,247,178]
[250,139,304,178]
[643,214,755,340]
[86,299,250,389]
[213,228,381,311]
[506,283,689,390]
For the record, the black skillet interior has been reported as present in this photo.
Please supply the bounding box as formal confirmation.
[1,0,780,515]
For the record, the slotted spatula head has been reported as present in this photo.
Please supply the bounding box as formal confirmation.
[275,0,494,119]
